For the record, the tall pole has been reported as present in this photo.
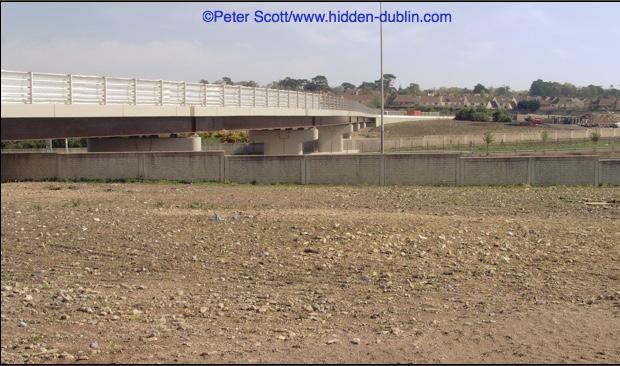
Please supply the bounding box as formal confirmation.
[380,2,385,155]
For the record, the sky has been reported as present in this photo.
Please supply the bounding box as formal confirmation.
[1,2,619,91]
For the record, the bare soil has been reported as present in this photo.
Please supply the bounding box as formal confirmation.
[355,119,588,139]
[1,182,619,364]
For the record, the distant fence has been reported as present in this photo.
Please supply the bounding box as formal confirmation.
[346,128,620,152]
[2,152,618,186]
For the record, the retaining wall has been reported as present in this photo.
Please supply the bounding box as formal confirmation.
[599,159,620,185]
[2,152,618,186]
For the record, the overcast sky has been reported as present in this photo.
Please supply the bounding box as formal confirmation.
[2,2,619,90]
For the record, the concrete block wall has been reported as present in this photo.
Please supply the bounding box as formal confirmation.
[226,155,303,184]
[532,156,598,186]
[59,153,142,180]
[1,152,224,182]
[599,159,620,185]
[305,155,381,185]
[1,153,57,181]
[461,157,529,185]
[2,152,619,186]
[142,152,223,181]
[385,153,459,185]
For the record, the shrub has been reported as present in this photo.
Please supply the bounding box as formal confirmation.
[455,107,491,122]
[492,109,512,122]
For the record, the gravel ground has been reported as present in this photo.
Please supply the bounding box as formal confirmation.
[1,182,619,363]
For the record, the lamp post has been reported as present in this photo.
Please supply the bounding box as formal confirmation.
[380,2,385,155]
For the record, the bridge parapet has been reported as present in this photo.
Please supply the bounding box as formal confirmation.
[1,70,377,114]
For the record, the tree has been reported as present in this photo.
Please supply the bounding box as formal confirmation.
[236,80,258,87]
[375,74,397,92]
[404,83,420,95]
[590,131,601,144]
[473,83,488,94]
[199,79,209,84]
[455,107,491,122]
[310,75,330,91]
[541,130,549,146]
[516,100,541,113]
[358,81,377,90]
[494,85,511,96]
[221,76,234,85]
[341,82,356,91]
[276,77,308,91]
[483,131,495,156]
[493,109,512,122]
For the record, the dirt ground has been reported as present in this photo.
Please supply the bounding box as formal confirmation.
[1,182,619,364]
[355,119,588,139]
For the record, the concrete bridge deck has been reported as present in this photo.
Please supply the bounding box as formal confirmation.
[1,70,448,154]
[1,70,376,140]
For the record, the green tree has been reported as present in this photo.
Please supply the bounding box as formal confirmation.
[341,82,356,91]
[404,83,420,94]
[517,100,541,113]
[483,131,495,156]
[375,74,397,92]
[494,85,511,96]
[493,109,512,122]
[310,75,330,91]
[277,77,308,91]
[473,83,488,94]
[455,107,491,122]
[236,80,258,87]
[358,81,377,90]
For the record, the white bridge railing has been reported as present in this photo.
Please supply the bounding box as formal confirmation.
[1,70,377,114]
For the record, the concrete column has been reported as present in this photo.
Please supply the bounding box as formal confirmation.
[248,128,318,155]
[352,123,360,131]
[318,124,354,153]
[87,136,201,152]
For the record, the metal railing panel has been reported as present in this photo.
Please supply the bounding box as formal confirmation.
[1,69,378,114]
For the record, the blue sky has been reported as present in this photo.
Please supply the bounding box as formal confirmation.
[1,2,619,90]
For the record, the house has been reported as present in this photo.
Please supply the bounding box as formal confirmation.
[491,96,518,110]
[390,95,444,108]
[343,92,377,107]
[441,95,467,108]
[594,97,618,110]
[464,95,493,109]
[391,94,417,106]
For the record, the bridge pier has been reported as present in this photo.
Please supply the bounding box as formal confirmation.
[318,124,354,153]
[86,135,201,152]
[248,128,318,155]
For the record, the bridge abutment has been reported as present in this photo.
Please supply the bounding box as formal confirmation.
[248,128,318,155]
[86,135,201,152]
[318,124,354,153]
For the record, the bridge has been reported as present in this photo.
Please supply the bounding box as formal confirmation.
[1,70,446,154]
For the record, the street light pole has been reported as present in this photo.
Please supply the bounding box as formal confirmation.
[380,2,385,155]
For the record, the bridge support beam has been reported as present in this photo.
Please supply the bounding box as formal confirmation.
[318,124,354,153]
[248,128,318,155]
[86,135,201,152]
